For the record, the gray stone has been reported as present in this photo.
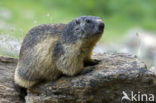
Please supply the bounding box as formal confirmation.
[0,53,156,103]
[0,56,22,103]
[25,53,154,103]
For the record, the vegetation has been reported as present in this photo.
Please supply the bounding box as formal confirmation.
[0,0,156,56]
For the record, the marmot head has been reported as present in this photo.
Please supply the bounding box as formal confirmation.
[63,16,105,43]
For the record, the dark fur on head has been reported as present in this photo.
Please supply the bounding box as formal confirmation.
[62,16,104,43]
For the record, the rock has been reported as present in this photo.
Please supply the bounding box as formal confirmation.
[1,53,156,103]
[0,56,23,103]
[25,53,155,103]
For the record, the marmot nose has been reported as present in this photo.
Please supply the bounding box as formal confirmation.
[98,22,104,30]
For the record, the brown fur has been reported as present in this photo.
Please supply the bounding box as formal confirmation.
[14,36,61,88]
[14,16,104,89]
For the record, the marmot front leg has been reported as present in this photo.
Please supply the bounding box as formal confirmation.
[56,57,84,76]
[84,59,101,67]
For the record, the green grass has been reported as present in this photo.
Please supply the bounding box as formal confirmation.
[0,0,79,39]
[0,0,156,57]
[0,0,140,41]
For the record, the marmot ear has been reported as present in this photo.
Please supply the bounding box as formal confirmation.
[75,19,80,25]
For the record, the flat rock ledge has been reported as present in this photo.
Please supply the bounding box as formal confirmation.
[0,53,156,103]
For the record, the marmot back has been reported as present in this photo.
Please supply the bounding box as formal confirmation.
[14,16,104,100]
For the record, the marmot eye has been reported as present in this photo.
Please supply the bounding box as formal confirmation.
[86,19,91,23]
[75,20,80,24]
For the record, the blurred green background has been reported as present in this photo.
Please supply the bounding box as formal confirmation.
[0,0,156,56]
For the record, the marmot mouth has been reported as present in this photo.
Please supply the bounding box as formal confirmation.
[96,21,104,35]
[99,22,104,30]
[95,31,104,35]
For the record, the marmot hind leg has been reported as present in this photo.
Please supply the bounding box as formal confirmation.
[13,81,27,102]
